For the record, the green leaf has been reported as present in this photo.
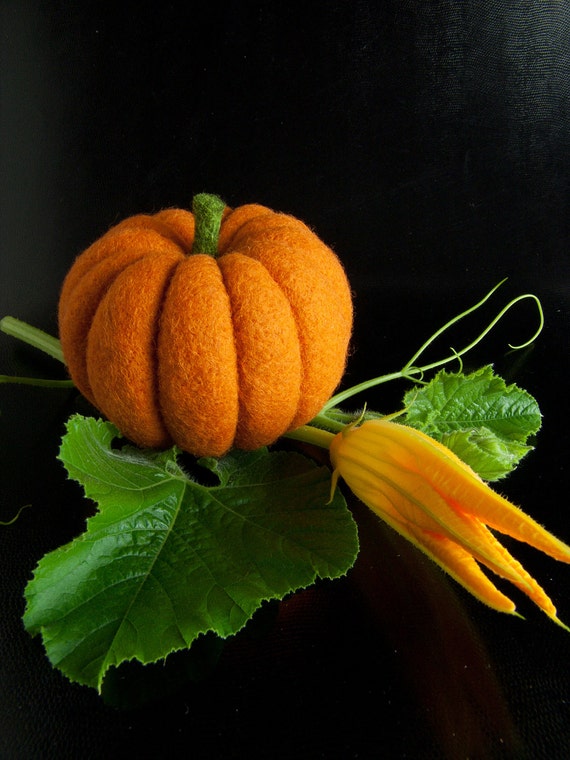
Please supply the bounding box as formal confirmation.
[402,366,542,480]
[439,428,533,481]
[24,415,358,691]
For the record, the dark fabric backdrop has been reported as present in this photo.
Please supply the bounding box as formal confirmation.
[1,2,569,758]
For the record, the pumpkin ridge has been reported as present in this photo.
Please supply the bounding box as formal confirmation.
[214,252,257,444]
[59,219,191,402]
[148,258,184,442]
[224,229,352,428]
[145,209,196,253]
[156,254,239,456]
[220,213,317,254]
[214,254,240,413]
[60,251,151,401]
[86,251,182,449]
[218,211,317,427]
[60,223,185,310]
[255,256,310,428]
[217,205,276,253]
[217,251,302,450]
[231,251,303,428]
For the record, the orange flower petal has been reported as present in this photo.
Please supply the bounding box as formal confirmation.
[403,424,570,564]
[330,419,570,627]
[343,420,570,563]
[351,483,517,615]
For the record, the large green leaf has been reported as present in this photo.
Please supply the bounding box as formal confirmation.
[403,366,542,480]
[24,415,358,691]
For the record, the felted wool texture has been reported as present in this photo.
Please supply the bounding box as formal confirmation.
[58,202,353,458]
[153,208,195,252]
[59,215,184,303]
[59,228,185,403]
[219,210,353,428]
[217,204,274,252]
[217,251,302,450]
[86,249,184,449]
[157,254,239,457]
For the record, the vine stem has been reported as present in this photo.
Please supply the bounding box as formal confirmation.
[318,280,544,413]
[0,375,74,388]
[0,280,545,447]
[0,316,65,363]
[283,424,335,449]
[0,504,31,526]
[0,316,74,387]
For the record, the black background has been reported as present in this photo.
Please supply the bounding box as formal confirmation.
[1,2,569,758]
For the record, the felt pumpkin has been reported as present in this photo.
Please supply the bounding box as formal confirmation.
[58,194,353,457]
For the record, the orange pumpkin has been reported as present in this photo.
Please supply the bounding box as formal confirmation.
[58,194,353,457]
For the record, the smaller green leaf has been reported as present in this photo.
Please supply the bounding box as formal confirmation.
[403,366,541,480]
[440,428,533,481]
[24,416,358,691]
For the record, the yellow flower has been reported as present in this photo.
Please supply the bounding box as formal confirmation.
[329,418,570,628]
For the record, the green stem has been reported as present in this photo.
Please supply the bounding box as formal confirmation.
[310,412,353,432]
[319,281,544,413]
[0,375,74,388]
[0,316,65,363]
[400,279,507,373]
[191,193,227,256]
[0,504,31,526]
[283,425,335,449]
[320,370,409,412]
[401,282,543,373]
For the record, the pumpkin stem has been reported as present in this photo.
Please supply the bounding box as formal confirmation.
[191,193,226,256]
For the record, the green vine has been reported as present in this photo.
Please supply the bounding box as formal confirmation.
[318,279,543,415]
[0,280,544,445]
[0,504,30,526]
[0,316,73,389]
[0,316,65,363]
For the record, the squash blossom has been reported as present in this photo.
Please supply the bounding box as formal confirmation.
[329,419,570,628]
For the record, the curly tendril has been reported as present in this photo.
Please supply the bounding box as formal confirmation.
[0,281,545,416]
[319,279,544,413]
